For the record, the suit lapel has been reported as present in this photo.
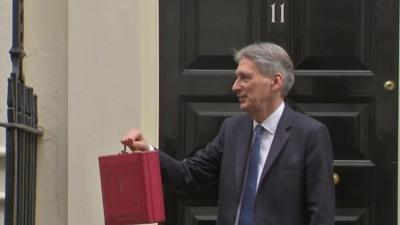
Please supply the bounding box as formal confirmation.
[234,115,253,194]
[259,104,294,182]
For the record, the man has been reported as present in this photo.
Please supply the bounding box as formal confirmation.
[121,42,335,225]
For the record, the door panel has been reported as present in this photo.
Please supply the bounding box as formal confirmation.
[159,0,398,224]
[293,0,372,70]
[183,0,249,70]
[298,103,372,160]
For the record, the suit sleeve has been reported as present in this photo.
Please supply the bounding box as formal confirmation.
[158,120,226,193]
[305,124,335,225]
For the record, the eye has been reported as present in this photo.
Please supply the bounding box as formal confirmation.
[235,72,252,83]
[241,74,251,82]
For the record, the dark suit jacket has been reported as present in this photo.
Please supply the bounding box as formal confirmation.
[159,103,335,225]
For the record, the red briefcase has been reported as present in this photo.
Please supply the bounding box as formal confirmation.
[98,149,165,225]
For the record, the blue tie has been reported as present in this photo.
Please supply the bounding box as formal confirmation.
[238,125,264,225]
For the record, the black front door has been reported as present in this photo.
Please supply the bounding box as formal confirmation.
[159,0,398,224]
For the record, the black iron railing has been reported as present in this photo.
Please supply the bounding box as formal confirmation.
[0,0,43,224]
[0,75,42,225]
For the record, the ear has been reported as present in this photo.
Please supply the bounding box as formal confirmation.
[272,73,284,92]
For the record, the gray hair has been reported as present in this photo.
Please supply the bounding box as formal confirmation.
[234,42,294,96]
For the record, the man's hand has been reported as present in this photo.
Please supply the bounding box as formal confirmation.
[121,128,149,151]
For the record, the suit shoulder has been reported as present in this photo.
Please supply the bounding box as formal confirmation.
[223,113,251,125]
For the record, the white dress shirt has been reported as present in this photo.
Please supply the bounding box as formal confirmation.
[253,101,285,188]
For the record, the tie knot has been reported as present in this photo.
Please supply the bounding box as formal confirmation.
[254,124,264,135]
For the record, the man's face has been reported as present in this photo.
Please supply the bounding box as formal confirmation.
[232,57,277,115]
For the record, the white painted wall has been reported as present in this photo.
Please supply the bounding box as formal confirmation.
[24,0,68,224]
[0,0,11,121]
[68,1,158,225]
[0,0,11,220]
[0,0,11,157]
[0,0,158,224]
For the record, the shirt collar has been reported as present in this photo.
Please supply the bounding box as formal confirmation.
[253,101,285,134]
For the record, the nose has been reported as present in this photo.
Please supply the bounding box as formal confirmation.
[232,78,241,93]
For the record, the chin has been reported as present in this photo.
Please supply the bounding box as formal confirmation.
[239,104,249,112]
